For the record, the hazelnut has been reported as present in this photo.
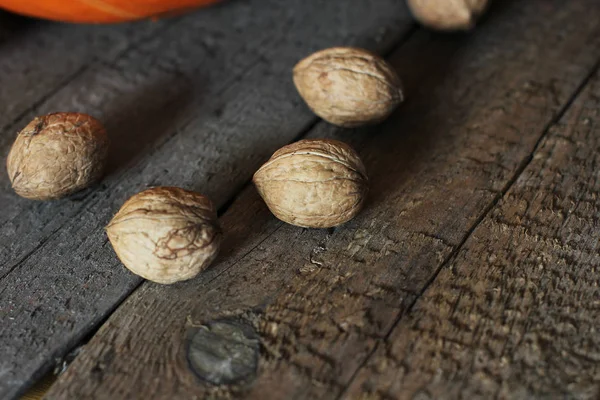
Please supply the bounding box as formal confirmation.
[407,0,489,31]
[6,112,109,200]
[293,47,404,127]
[253,139,368,228]
[106,187,221,284]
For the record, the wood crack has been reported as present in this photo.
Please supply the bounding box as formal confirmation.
[337,53,600,400]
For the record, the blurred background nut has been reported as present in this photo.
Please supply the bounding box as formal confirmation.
[253,139,368,228]
[6,112,109,200]
[407,0,490,31]
[293,47,404,127]
[106,187,221,284]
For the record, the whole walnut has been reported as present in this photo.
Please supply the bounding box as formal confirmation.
[6,112,109,200]
[106,187,222,284]
[407,0,489,31]
[293,47,404,127]
[253,139,368,228]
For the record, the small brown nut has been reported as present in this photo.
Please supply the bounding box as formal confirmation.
[407,0,489,31]
[106,187,221,284]
[293,47,404,127]
[253,139,368,228]
[6,112,109,200]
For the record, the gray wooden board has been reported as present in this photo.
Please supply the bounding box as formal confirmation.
[0,13,170,223]
[0,0,415,398]
[0,12,169,139]
[345,63,600,400]
[44,0,600,399]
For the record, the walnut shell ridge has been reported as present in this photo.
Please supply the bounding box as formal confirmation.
[293,47,404,127]
[6,112,109,200]
[253,139,368,228]
[407,0,489,31]
[106,187,222,284]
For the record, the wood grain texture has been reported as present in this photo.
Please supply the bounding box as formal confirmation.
[0,0,413,398]
[344,64,600,400]
[0,13,168,221]
[45,1,600,399]
[0,13,167,135]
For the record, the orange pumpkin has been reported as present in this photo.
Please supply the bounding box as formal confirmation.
[0,0,221,23]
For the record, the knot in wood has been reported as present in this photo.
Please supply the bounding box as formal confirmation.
[187,320,260,386]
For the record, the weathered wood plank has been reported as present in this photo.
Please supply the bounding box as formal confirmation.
[0,13,177,278]
[344,63,600,400]
[45,1,600,399]
[0,13,169,224]
[0,13,168,134]
[0,1,413,398]
[0,1,411,277]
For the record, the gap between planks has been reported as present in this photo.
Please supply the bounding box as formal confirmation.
[0,1,414,398]
[47,3,597,400]
[337,54,600,400]
[343,63,600,400]
[21,24,421,400]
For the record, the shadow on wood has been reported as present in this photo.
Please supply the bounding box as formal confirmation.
[103,76,197,176]
[337,0,519,213]
[0,11,38,48]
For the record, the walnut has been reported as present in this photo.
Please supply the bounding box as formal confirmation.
[407,0,489,31]
[6,112,109,200]
[293,47,404,127]
[253,139,368,228]
[106,187,222,284]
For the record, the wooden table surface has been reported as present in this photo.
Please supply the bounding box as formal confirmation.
[1,0,599,399]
